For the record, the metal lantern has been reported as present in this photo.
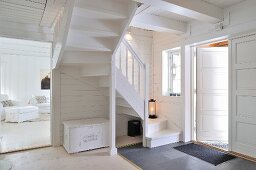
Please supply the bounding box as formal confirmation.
[148,99,157,119]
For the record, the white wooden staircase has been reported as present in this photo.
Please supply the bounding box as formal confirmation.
[61,0,137,69]
[59,0,180,148]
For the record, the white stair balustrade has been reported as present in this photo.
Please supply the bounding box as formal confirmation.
[115,38,149,146]
[115,39,180,148]
[115,39,149,121]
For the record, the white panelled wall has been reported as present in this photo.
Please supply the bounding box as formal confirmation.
[58,66,109,144]
[152,33,184,138]
[0,37,51,104]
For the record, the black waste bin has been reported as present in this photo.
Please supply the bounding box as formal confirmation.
[128,120,141,137]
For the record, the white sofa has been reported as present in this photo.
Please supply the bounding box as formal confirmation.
[0,94,39,122]
[5,106,39,123]
[29,95,50,114]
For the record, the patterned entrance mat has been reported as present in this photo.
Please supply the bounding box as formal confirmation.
[174,143,236,166]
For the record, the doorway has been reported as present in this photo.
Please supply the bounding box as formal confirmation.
[193,40,229,150]
[0,37,52,153]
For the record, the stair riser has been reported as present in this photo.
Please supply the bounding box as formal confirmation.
[148,121,167,135]
[98,76,109,87]
[147,135,179,148]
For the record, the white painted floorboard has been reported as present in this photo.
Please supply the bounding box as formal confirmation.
[0,118,50,153]
[116,135,142,148]
[1,147,138,170]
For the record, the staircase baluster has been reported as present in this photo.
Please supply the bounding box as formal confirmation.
[126,48,128,78]
[132,56,134,86]
[119,43,122,71]
[138,63,140,94]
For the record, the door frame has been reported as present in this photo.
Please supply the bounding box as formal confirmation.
[189,38,231,150]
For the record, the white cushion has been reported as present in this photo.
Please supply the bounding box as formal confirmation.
[0,94,9,101]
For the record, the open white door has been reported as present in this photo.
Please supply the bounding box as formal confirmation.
[196,47,228,141]
[231,34,256,158]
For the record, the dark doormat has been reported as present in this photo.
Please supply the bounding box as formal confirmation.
[174,143,236,166]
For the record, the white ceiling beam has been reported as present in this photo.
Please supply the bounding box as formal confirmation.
[131,14,187,33]
[135,4,151,15]
[134,0,224,23]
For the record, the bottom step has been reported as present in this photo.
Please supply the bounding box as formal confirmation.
[146,129,180,148]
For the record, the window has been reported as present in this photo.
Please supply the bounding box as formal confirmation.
[162,48,181,96]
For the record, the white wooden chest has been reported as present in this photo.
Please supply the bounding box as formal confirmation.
[63,118,109,153]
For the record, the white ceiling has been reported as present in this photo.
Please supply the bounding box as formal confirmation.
[0,0,66,27]
[131,0,246,32]
[0,0,46,25]
[0,36,51,58]
[202,0,245,8]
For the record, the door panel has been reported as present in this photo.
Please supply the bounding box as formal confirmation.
[237,69,256,90]
[196,47,228,141]
[231,34,256,158]
[202,95,228,110]
[202,70,228,90]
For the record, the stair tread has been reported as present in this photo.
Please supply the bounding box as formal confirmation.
[147,129,180,140]
[148,117,167,125]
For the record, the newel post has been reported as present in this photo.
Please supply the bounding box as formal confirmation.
[143,63,149,147]
[109,54,117,155]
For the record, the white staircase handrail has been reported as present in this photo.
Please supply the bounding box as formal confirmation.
[116,38,148,99]
[122,39,145,69]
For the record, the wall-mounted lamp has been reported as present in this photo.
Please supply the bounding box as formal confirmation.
[148,99,157,119]
[125,31,132,41]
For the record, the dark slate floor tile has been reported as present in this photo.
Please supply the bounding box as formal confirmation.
[216,158,256,170]
[118,142,256,170]
[159,155,215,170]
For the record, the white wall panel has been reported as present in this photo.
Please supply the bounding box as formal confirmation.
[237,69,256,90]
[58,66,109,144]
[153,32,183,133]
[236,122,256,146]
[237,40,256,64]
[237,96,256,119]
